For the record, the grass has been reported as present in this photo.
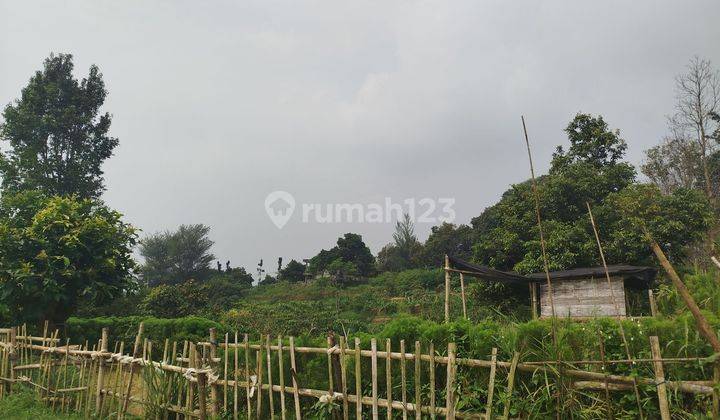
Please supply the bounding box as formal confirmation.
[0,390,84,420]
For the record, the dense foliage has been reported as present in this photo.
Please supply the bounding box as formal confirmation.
[0,191,137,324]
[0,54,117,199]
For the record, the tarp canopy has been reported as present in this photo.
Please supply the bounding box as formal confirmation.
[447,256,656,288]
[447,256,530,285]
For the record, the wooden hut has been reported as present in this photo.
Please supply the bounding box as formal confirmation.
[445,256,657,319]
[527,266,656,318]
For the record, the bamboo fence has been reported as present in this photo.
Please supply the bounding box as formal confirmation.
[0,323,716,419]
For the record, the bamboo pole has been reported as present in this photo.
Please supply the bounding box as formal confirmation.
[648,289,658,317]
[209,328,221,416]
[224,333,229,412]
[193,343,208,420]
[121,322,144,418]
[502,351,519,420]
[256,335,264,419]
[400,340,407,420]
[289,336,301,420]
[326,336,334,396]
[385,339,392,420]
[429,342,436,420]
[459,273,467,320]
[485,347,497,419]
[266,335,274,419]
[444,255,451,323]
[414,341,422,420]
[244,334,252,418]
[446,343,457,420]
[278,336,287,420]
[648,238,720,353]
[355,337,362,419]
[650,336,671,420]
[530,283,538,319]
[371,338,378,419]
[234,332,239,420]
[598,335,612,419]
[95,328,108,415]
[340,336,349,420]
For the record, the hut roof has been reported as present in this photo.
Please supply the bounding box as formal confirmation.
[447,256,656,288]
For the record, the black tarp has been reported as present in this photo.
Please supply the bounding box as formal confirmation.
[447,256,656,288]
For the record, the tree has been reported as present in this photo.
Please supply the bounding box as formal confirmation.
[0,54,118,199]
[279,259,306,282]
[642,128,702,194]
[672,56,720,199]
[551,114,627,170]
[0,191,137,324]
[308,233,375,278]
[471,114,712,274]
[420,222,473,268]
[139,224,215,286]
[141,285,189,318]
[471,115,626,272]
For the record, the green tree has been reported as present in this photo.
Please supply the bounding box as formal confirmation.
[279,259,306,282]
[308,233,375,277]
[141,285,189,318]
[471,114,709,273]
[0,191,137,324]
[0,54,118,199]
[139,224,215,286]
[420,222,473,267]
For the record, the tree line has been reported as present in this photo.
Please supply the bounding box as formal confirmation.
[0,53,717,325]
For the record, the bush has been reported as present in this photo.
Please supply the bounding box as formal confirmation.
[141,285,189,318]
[65,315,223,345]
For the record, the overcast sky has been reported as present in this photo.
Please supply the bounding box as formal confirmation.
[1,1,719,277]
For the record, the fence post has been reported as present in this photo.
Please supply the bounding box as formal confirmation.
[485,347,497,419]
[209,328,220,416]
[194,343,208,420]
[444,255,451,323]
[8,327,16,395]
[502,351,519,419]
[121,322,144,417]
[446,342,456,420]
[289,336,302,420]
[354,338,362,419]
[648,289,658,317]
[649,336,670,420]
[95,327,108,414]
[371,338,378,419]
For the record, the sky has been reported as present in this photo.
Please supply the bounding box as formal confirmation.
[1,1,719,278]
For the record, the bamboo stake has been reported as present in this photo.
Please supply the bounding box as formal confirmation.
[95,328,108,415]
[598,335,612,419]
[371,338,378,419]
[444,255,451,322]
[326,335,334,396]
[386,339,392,420]
[256,335,264,419]
[224,332,230,412]
[234,333,239,420]
[193,343,208,420]
[648,237,720,353]
[414,341,422,420]
[502,351,519,419]
[429,342,436,420]
[266,334,274,419]
[245,334,252,418]
[650,336,671,420]
[459,273,468,320]
[278,336,286,420]
[355,337,362,419]
[61,338,70,411]
[112,341,125,418]
[400,340,407,420]
[483,347,497,419]
[340,336,349,420]
[121,322,144,418]
[648,289,658,317]
[289,336,301,420]
[209,328,221,416]
[530,283,538,319]
[446,343,457,420]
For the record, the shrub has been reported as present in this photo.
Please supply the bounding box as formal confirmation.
[65,315,223,345]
